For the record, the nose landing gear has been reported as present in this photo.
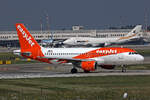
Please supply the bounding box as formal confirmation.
[121,65,127,72]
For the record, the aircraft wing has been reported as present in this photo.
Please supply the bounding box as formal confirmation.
[41,56,95,62]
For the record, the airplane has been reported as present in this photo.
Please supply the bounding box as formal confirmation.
[41,39,53,44]
[40,30,54,46]
[13,23,144,73]
[63,25,142,47]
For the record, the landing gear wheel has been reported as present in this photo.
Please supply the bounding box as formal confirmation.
[121,65,126,72]
[71,68,78,74]
[84,70,90,73]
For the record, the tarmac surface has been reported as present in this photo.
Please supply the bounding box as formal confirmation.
[0,62,150,79]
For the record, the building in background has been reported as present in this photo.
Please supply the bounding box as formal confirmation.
[0,26,148,47]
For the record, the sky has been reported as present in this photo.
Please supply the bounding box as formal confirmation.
[0,0,150,30]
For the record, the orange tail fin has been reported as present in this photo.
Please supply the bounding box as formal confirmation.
[16,23,44,58]
[16,23,40,50]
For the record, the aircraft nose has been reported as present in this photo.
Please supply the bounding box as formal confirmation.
[136,55,144,62]
[63,39,71,44]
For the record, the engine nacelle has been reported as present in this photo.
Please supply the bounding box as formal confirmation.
[104,42,112,46]
[100,65,115,69]
[81,61,97,71]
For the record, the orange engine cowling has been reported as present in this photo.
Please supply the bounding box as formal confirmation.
[81,61,97,71]
[100,65,115,69]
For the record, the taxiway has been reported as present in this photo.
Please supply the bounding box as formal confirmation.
[0,63,150,79]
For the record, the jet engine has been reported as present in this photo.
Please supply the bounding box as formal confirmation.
[81,61,97,71]
[100,65,115,69]
[104,42,112,46]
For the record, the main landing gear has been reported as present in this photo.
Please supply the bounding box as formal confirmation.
[84,70,90,73]
[121,65,127,72]
[71,68,78,74]
[71,68,90,73]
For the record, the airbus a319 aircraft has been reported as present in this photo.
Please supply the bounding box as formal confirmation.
[63,25,142,47]
[14,24,144,73]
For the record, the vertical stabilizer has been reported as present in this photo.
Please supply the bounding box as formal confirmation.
[126,25,142,37]
[16,23,44,58]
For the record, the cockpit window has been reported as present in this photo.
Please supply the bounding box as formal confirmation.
[129,52,138,55]
[134,52,138,54]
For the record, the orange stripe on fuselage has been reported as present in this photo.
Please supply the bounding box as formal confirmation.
[73,47,135,59]
[118,34,136,40]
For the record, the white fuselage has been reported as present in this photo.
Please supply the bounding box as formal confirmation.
[63,37,140,46]
[41,47,144,65]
